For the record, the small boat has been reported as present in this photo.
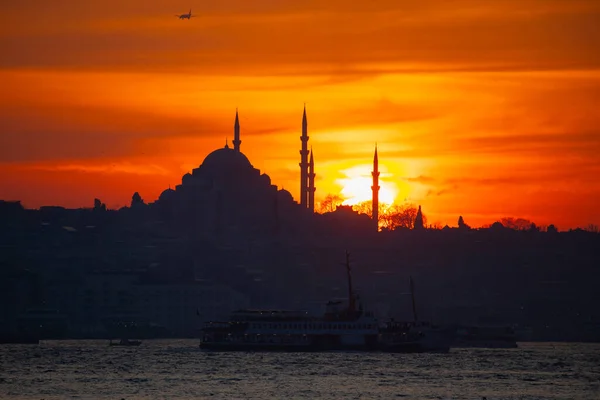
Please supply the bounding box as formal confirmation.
[109,338,142,347]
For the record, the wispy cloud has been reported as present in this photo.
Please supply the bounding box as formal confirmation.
[2,1,599,74]
[18,162,171,176]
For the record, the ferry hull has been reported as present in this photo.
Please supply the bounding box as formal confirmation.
[200,334,380,352]
[200,342,379,352]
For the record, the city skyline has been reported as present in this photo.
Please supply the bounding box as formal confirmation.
[1,1,600,229]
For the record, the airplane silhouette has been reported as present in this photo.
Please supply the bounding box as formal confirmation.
[175,9,194,20]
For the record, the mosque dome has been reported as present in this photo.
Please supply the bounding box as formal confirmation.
[277,188,294,203]
[158,188,176,202]
[201,145,252,172]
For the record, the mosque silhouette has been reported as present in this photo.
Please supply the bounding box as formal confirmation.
[151,106,380,237]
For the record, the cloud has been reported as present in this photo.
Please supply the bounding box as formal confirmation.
[335,98,441,127]
[2,1,599,75]
[454,131,600,157]
[0,98,296,163]
[404,175,436,184]
[18,162,171,176]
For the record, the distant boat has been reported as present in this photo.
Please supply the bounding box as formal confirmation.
[109,338,142,347]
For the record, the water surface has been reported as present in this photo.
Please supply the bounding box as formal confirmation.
[1,340,598,399]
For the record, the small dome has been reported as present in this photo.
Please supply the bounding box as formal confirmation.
[277,188,293,203]
[201,147,252,172]
[159,188,176,202]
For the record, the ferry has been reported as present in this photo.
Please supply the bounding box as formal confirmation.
[200,252,452,352]
[200,252,379,351]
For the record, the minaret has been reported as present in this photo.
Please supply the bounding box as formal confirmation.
[299,104,309,208]
[233,108,241,152]
[371,144,380,231]
[414,205,424,230]
[308,147,316,212]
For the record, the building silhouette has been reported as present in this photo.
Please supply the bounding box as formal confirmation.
[153,110,302,239]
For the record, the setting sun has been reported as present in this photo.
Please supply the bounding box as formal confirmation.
[336,165,398,206]
[0,1,599,229]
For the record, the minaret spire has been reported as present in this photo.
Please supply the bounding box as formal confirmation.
[299,104,309,208]
[233,108,241,152]
[308,146,316,213]
[371,144,380,231]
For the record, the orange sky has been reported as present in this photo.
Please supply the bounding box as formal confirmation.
[1,0,599,229]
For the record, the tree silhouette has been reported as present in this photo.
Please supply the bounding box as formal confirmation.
[351,200,388,219]
[380,203,426,230]
[318,197,429,230]
[585,224,599,233]
[93,198,106,211]
[458,215,470,230]
[131,192,145,208]
[429,221,443,230]
[529,222,540,232]
[500,217,535,231]
[317,194,343,213]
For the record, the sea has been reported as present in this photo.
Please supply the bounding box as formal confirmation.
[0,340,598,399]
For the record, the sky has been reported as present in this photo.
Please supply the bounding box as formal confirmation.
[1,0,599,229]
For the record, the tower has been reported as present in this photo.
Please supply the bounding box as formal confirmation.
[371,144,380,231]
[299,104,309,208]
[233,108,241,152]
[414,205,424,230]
[308,147,316,212]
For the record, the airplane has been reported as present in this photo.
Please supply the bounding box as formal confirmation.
[175,9,194,20]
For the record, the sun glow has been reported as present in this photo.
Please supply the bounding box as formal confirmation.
[336,165,398,206]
